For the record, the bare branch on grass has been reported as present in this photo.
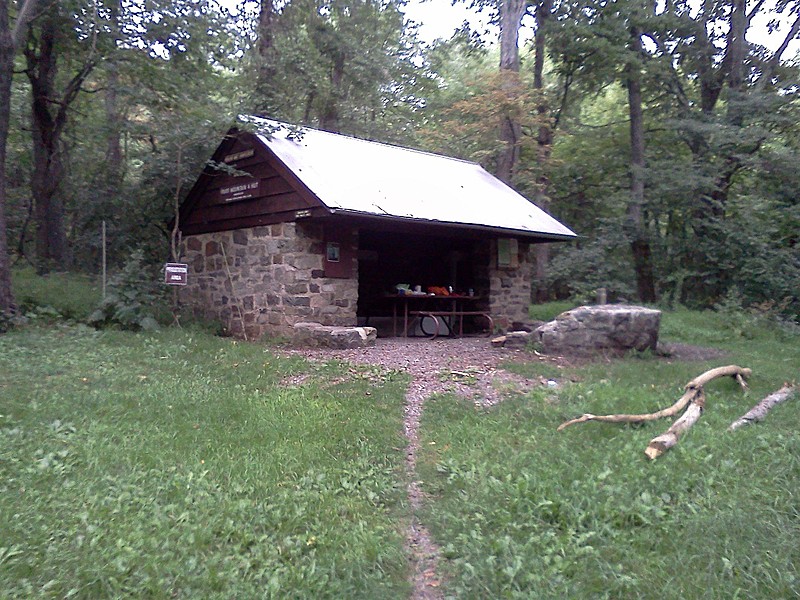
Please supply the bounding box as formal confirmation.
[644,389,706,460]
[557,365,751,432]
[728,384,796,431]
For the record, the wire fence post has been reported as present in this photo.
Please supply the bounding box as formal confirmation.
[102,220,107,300]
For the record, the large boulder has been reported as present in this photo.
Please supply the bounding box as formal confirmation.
[535,305,661,355]
[293,322,377,349]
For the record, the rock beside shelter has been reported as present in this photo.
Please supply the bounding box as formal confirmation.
[293,322,377,349]
[535,305,661,355]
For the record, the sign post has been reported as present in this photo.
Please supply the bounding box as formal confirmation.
[164,263,188,286]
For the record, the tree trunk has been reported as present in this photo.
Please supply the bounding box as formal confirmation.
[24,7,95,273]
[725,0,747,97]
[0,0,14,315]
[533,0,552,166]
[104,1,123,179]
[27,13,68,271]
[495,0,526,184]
[31,129,67,271]
[96,0,124,275]
[533,0,552,303]
[319,54,344,133]
[104,64,123,171]
[256,0,277,114]
[625,25,656,303]
[257,0,274,65]
[685,0,753,303]
[499,0,526,72]
[698,7,724,117]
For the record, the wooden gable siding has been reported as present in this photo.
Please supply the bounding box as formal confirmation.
[180,131,326,235]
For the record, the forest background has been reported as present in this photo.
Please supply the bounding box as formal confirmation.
[0,0,798,326]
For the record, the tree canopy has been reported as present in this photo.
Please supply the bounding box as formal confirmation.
[0,0,797,321]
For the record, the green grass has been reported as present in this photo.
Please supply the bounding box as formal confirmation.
[418,305,800,598]
[4,273,800,599]
[0,325,409,599]
[12,267,101,321]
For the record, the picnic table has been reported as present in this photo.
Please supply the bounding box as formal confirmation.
[386,294,493,339]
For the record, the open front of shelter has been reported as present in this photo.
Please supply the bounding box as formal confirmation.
[177,118,576,340]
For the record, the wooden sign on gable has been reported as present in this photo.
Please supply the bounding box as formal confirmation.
[218,179,262,203]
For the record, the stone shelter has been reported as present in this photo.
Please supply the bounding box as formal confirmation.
[177,117,576,340]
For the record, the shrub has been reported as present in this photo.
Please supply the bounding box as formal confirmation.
[88,250,168,331]
[12,267,100,321]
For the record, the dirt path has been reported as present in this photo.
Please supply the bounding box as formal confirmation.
[282,338,553,599]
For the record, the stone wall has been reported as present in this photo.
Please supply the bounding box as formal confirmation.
[180,221,358,339]
[180,223,536,338]
[488,240,533,329]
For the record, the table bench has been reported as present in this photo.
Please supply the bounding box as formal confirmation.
[386,294,489,338]
[408,310,493,339]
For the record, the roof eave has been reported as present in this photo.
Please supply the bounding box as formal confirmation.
[327,209,577,242]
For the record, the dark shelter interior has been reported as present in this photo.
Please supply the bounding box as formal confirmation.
[356,227,491,335]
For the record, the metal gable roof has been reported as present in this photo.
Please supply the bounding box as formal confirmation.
[245,117,576,240]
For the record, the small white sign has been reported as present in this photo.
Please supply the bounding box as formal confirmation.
[164,263,188,286]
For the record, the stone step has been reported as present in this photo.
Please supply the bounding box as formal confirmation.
[293,322,377,349]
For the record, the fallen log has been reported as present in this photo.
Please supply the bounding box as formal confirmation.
[728,384,796,431]
[643,365,751,460]
[644,390,705,460]
[557,365,751,432]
